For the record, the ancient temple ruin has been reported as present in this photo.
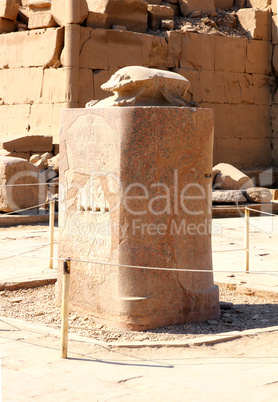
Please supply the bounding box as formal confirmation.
[0,0,277,178]
[57,67,220,330]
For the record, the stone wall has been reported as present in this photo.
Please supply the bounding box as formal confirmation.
[77,27,274,169]
[271,0,278,167]
[0,0,277,169]
[0,27,65,145]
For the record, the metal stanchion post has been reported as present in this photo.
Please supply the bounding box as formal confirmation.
[49,199,55,269]
[245,208,250,273]
[61,258,71,359]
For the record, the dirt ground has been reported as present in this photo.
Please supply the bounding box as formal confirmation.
[0,283,277,343]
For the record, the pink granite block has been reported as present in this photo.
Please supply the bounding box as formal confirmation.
[57,106,220,330]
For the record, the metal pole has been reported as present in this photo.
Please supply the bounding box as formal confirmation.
[61,258,71,358]
[49,199,55,269]
[245,208,250,273]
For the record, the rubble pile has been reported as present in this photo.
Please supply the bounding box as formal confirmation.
[212,163,274,204]
[0,0,268,37]
[0,135,59,212]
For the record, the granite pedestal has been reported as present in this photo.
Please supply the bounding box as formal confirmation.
[57,106,220,330]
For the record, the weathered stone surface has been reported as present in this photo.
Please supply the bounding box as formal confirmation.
[29,154,41,164]
[17,6,29,24]
[34,152,53,170]
[0,149,31,160]
[273,45,278,76]
[180,33,215,71]
[89,66,190,107]
[272,14,278,45]
[213,163,254,190]
[112,24,127,30]
[58,106,219,330]
[246,0,270,8]
[1,67,44,105]
[85,11,108,29]
[246,40,272,75]
[87,0,148,32]
[214,36,247,73]
[51,0,89,26]
[39,166,58,182]
[47,153,59,172]
[179,0,215,17]
[166,2,180,16]
[237,9,271,41]
[243,187,273,203]
[209,103,272,168]
[0,16,16,33]
[0,0,19,20]
[214,0,233,9]
[234,0,245,8]
[106,30,145,68]
[0,136,52,153]
[270,189,278,200]
[161,19,174,30]
[28,9,58,29]
[27,0,51,8]
[147,5,174,30]
[78,68,94,107]
[0,156,45,212]
[212,190,247,204]
[0,27,64,69]
[219,301,233,309]
[145,0,162,4]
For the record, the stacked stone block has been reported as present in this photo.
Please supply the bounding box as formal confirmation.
[0,0,277,170]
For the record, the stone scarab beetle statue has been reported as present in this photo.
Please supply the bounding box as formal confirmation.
[86,66,192,107]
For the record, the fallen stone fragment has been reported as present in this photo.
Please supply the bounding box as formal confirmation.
[51,0,89,25]
[270,189,278,200]
[0,0,19,21]
[213,163,254,190]
[47,153,59,172]
[11,298,22,303]
[112,24,126,30]
[219,301,233,310]
[85,11,108,29]
[28,9,58,29]
[0,136,52,153]
[0,16,16,33]
[243,187,272,203]
[147,4,174,30]
[27,0,51,8]
[188,10,202,18]
[0,156,45,212]
[161,19,174,30]
[237,8,270,41]
[34,152,53,170]
[179,0,215,17]
[207,320,218,325]
[212,190,247,204]
[87,0,148,32]
[29,154,41,164]
[17,6,29,24]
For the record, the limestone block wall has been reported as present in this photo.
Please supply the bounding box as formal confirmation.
[0,27,65,145]
[0,0,277,170]
[271,0,278,166]
[78,27,274,169]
